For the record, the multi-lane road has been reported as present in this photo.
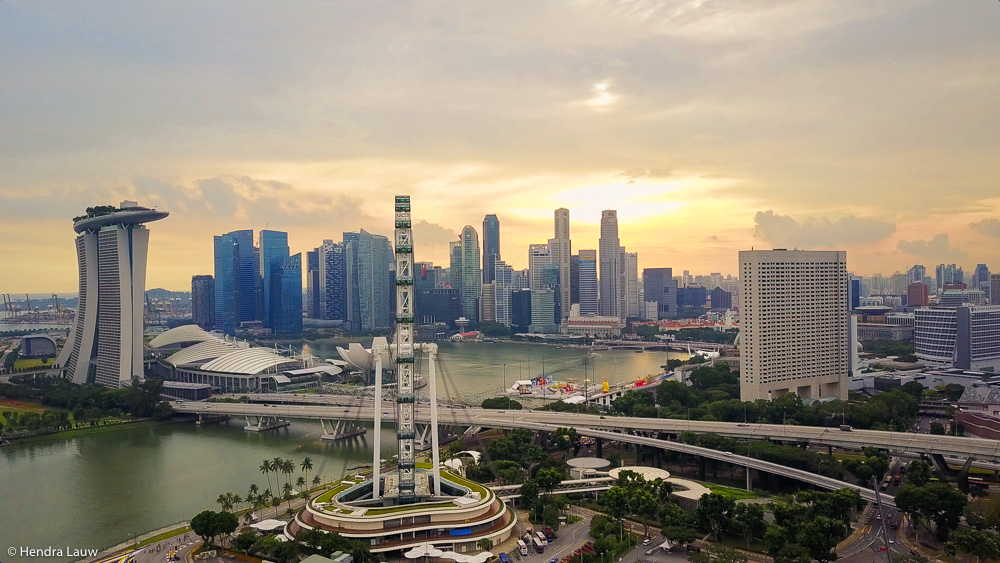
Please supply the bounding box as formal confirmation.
[171,397,1000,463]
[173,399,898,504]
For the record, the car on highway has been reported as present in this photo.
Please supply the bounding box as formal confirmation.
[724,452,733,457]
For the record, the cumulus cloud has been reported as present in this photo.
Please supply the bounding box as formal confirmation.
[413,220,460,249]
[971,218,1000,239]
[752,210,895,247]
[897,233,967,259]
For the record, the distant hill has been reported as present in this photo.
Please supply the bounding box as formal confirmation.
[146,288,191,302]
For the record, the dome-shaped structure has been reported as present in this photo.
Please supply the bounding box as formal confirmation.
[199,347,299,375]
[336,337,394,371]
[149,325,219,349]
[164,339,238,366]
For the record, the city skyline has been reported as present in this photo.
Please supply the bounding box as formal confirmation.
[3,2,1000,292]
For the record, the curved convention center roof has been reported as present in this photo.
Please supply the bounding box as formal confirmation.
[73,207,168,234]
[149,325,220,349]
[164,339,238,366]
[199,347,299,375]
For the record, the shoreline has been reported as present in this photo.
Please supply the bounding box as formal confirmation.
[1,414,195,447]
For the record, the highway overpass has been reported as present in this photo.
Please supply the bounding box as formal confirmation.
[171,399,917,504]
[172,399,1000,463]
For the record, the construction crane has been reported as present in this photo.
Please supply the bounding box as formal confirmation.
[25,293,34,322]
[51,293,60,313]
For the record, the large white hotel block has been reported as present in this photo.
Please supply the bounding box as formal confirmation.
[739,249,849,402]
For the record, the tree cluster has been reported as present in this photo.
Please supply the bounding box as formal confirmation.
[190,510,238,547]
[895,480,968,542]
[481,397,522,410]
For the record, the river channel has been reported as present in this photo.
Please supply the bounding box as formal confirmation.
[0,342,684,561]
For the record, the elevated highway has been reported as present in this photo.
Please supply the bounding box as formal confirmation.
[172,400,1000,463]
[171,400,932,504]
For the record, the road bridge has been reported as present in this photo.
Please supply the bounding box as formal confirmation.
[171,401,912,503]
[171,400,1000,463]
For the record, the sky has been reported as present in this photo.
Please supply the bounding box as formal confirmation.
[1,1,999,292]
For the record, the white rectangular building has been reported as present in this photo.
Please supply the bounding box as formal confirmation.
[739,249,849,401]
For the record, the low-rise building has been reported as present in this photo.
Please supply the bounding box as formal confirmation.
[561,315,625,338]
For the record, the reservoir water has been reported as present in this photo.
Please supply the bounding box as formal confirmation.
[0,342,683,560]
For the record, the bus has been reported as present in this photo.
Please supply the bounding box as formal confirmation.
[500,553,510,563]
[517,541,529,556]
[532,538,545,554]
[536,531,549,545]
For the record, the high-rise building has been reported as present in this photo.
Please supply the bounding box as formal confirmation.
[570,254,580,306]
[642,268,676,320]
[459,226,481,324]
[528,244,551,292]
[191,275,215,330]
[449,240,463,296]
[343,232,362,330]
[57,202,168,387]
[530,288,556,333]
[915,305,1000,371]
[351,230,393,331]
[992,274,1000,305]
[510,289,532,333]
[598,210,623,319]
[319,240,347,321]
[739,249,849,401]
[908,265,926,284]
[494,260,514,327]
[907,282,929,307]
[258,230,290,329]
[624,252,639,318]
[710,287,732,310]
[976,264,991,300]
[512,269,529,291]
[482,214,500,284]
[270,253,303,334]
[213,229,258,335]
[417,288,461,327]
[480,283,497,323]
[578,250,598,315]
[305,249,321,318]
[549,208,571,321]
[849,276,862,311]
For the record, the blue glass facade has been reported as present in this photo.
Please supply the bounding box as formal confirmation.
[213,229,258,334]
[259,230,290,329]
[482,214,500,284]
[271,253,303,334]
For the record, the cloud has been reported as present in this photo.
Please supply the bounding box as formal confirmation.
[971,218,1000,239]
[897,233,967,259]
[413,220,460,249]
[752,210,895,247]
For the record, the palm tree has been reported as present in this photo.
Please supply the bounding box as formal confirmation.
[282,482,293,511]
[232,493,243,514]
[248,483,259,503]
[260,460,274,499]
[312,475,321,488]
[301,457,314,487]
[272,457,284,489]
[217,493,232,513]
[296,476,306,493]
[259,489,272,518]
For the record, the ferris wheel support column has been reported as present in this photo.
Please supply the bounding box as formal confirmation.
[372,354,383,500]
[427,344,442,496]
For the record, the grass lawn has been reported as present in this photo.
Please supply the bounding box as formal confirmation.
[13,358,50,370]
[135,525,191,549]
[704,483,759,500]
[0,399,62,425]
[365,501,456,516]
[718,536,768,554]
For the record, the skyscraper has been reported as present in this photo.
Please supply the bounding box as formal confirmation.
[976,264,991,300]
[494,260,513,327]
[578,250,598,315]
[57,201,168,387]
[271,253,303,333]
[642,268,676,319]
[598,210,622,318]
[482,214,500,284]
[480,283,497,323]
[460,225,481,324]
[570,253,580,306]
[319,240,347,321]
[739,249,848,401]
[549,208,571,321]
[449,240,463,297]
[305,249,321,318]
[625,251,639,318]
[992,274,1000,305]
[213,229,258,334]
[528,244,551,292]
[343,232,362,330]
[348,229,393,331]
[191,275,215,330]
[258,230,290,330]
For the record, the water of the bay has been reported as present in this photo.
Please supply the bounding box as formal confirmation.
[0,342,685,560]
